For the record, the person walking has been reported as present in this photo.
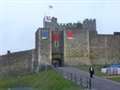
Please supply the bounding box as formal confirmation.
[89,66,94,78]
[89,66,95,89]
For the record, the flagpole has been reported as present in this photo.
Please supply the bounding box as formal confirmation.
[43,5,53,21]
[48,5,53,16]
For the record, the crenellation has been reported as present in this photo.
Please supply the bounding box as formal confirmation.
[83,18,96,31]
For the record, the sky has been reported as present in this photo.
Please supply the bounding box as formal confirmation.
[1,0,120,54]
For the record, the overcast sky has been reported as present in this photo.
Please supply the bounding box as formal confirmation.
[1,0,120,54]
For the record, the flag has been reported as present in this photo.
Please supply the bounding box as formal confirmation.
[44,16,52,22]
[67,31,73,40]
[52,33,60,48]
[52,33,60,41]
[41,31,49,39]
[49,5,53,9]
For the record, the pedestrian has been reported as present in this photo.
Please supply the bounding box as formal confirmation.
[53,60,58,67]
[89,66,94,78]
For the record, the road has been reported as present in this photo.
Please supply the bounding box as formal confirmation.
[57,67,120,90]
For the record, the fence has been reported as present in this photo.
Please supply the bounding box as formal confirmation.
[53,67,94,90]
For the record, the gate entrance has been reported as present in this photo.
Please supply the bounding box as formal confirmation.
[51,31,64,67]
[52,58,62,67]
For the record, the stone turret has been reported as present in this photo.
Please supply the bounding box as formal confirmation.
[43,16,58,30]
[83,19,96,31]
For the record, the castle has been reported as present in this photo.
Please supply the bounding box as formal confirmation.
[0,16,120,74]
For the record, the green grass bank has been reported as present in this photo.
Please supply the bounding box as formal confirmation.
[0,69,81,90]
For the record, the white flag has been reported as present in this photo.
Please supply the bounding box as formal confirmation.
[44,16,52,22]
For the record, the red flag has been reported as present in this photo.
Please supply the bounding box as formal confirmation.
[67,31,73,39]
[52,33,60,41]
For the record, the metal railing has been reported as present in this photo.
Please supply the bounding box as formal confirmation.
[53,67,94,90]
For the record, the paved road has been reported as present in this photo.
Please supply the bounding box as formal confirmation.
[57,67,120,90]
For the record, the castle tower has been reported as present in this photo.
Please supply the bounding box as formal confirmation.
[35,16,64,71]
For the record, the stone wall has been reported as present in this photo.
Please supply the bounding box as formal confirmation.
[64,29,91,65]
[0,50,33,75]
[89,33,120,64]
[35,28,51,67]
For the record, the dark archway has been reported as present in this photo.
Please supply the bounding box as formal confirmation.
[52,58,63,67]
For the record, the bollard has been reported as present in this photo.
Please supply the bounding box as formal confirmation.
[70,73,72,80]
[74,73,76,82]
[67,72,69,80]
[66,72,68,79]
[68,72,71,80]
[82,78,86,88]
[74,73,77,82]
[65,72,68,79]
[81,78,83,86]
[86,77,89,88]
[89,78,92,90]
[86,78,89,88]
[72,73,74,81]
[61,69,63,75]
[64,72,67,79]
[67,72,69,79]
[78,78,81,85]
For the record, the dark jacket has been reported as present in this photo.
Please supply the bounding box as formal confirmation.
[89,66,94,78]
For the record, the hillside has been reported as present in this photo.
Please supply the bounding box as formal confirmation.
[0,69,81,90]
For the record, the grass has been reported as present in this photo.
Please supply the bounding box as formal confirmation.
[0,69,82,90]
[107,76,120,82]
[75,65,120,83]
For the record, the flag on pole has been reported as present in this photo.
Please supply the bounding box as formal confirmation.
[67,31,73,40]
[44,16,52,22]
[41,31,49,39]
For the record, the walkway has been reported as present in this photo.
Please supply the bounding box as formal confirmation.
[57,67,120,90]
